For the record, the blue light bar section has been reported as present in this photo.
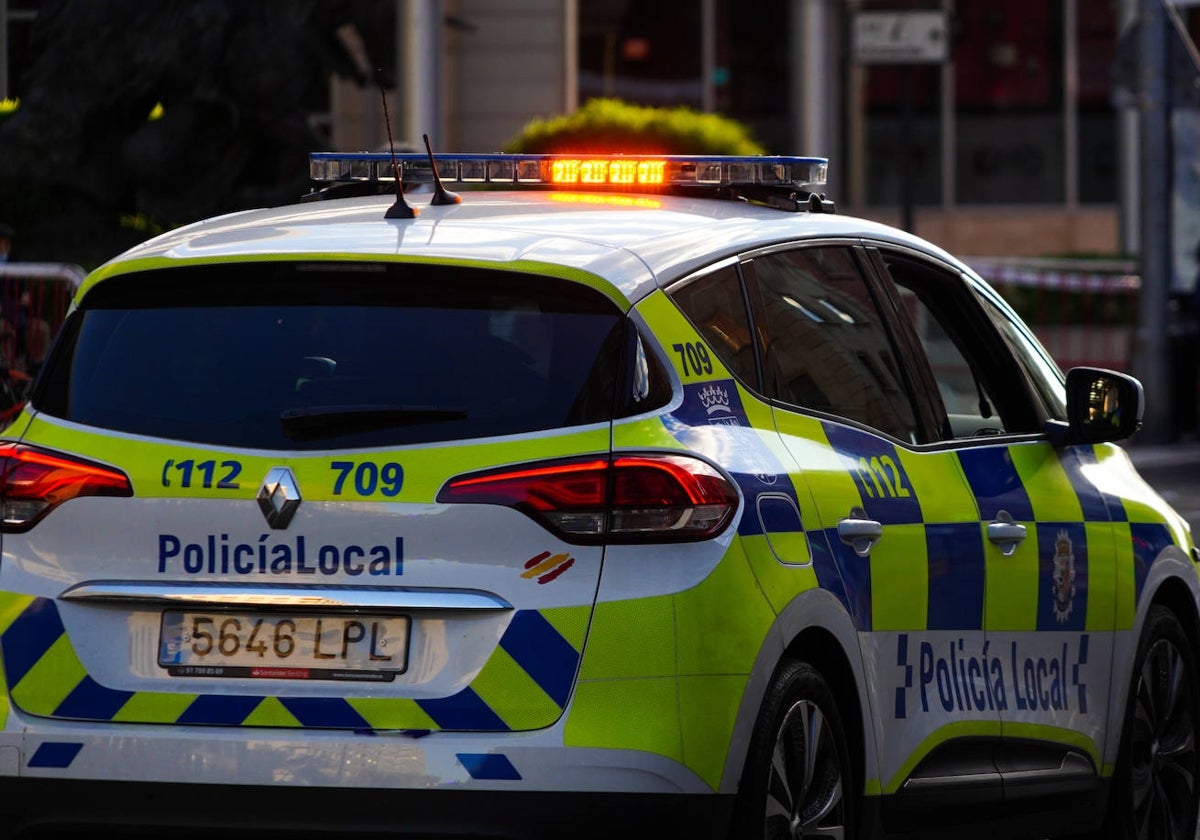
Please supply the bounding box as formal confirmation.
[310,152,828,189]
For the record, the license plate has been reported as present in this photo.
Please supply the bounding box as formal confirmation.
[158,610,409,682]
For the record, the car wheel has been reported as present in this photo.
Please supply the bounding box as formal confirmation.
[1106,605,1200,840]
[733,659,855,840]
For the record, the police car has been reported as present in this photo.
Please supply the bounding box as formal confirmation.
[0,149,1195,840]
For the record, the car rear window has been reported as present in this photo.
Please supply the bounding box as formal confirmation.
[35,262,627,450]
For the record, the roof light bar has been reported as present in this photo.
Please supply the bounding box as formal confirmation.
[310,152,827,190]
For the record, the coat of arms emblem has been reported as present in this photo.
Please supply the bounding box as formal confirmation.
[1051,529,1077,623]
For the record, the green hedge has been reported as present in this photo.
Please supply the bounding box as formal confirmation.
[504,98,764,156]
[0,97,17,128]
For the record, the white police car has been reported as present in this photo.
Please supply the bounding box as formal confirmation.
[0,150,1195,840]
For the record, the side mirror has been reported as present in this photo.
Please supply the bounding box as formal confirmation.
[1047,367,1144,446]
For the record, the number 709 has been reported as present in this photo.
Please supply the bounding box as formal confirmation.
[673,342,713,377]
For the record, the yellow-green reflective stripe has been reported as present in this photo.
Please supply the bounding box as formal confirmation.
[762,530,809,564]
[679,674,747,790]
[1010,446,1084,522]
[539,605,590,653]
[894,450,974,522]
[0,592,32,729]
[674,544,774,675]
[111,691,197,724]
[350,697,437,730]
[636,290,736,381]
[742,533,820,611]
[775,418,862,519]
[471,646,561,729]
[0,593,34,636]
[1085,521,1118,631]
[580,597,676,680]
[614,415,689,450]
[734,533,819,615]
[0,646,9,729]
[985,524,1040,632]
[12,635,83,715]
[241,696,302,727]
[870,524,930,631]
[1113,522,1137,629]
[739,384,776,428]
[564,677,683,761]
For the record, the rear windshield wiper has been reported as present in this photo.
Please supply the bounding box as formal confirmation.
[280,404,468,440]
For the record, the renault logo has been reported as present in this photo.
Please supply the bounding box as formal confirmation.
[258,467,301,529]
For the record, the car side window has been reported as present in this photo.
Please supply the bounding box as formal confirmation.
[743,247,921,443]
[668,263,759,387]
[874,250,1045,439]
[975,287,1068,421]
[893,284,1007,437]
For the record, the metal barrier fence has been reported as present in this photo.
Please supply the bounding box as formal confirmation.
[0,262,84,375]
[967,257,1141,372]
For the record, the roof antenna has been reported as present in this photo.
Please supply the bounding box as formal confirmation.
[423,134,461,206]
[377,69,416,219]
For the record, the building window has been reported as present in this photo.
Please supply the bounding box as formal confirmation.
[862,61,944,206]
[857,0,1118,208]
[856,0,945,207]
[712,0,789,153]
[2,0,42,100]
[1077,1,1118,203]
[577,0,703,108]
[953,2,1064,204]
[575,0,791,153]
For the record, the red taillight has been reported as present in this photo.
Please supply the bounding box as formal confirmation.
[437,454,739,543]
[0,443,133,532]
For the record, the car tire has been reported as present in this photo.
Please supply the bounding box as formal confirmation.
[732,659,855,840]
[1099,605,1200,840]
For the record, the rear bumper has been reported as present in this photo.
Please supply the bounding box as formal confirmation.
[0,778,736,839]
[0,710,726,838]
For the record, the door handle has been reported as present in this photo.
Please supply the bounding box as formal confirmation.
[838,507,882,558]
[987,510,1027,557]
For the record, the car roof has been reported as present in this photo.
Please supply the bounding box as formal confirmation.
[86,190,970,306]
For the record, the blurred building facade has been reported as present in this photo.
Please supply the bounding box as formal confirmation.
[0,0,1181,259]
[337,0,1163,260]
